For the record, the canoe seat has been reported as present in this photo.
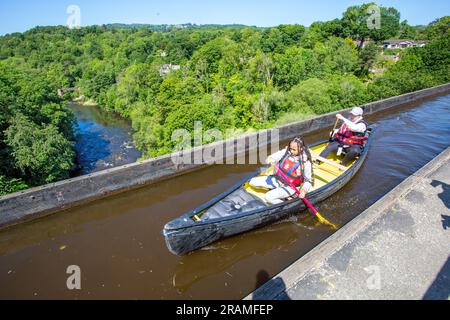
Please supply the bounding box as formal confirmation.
[201,188,266,220]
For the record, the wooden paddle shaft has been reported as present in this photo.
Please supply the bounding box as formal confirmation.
[331,118,340,138]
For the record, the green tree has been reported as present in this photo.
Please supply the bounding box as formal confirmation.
[5,114,75,185]
[356,42,379,77]
[398,20,418,39]
[425,16,450,40]
[314,37,358,75]
[113,63,162,116]
[285,78,334,115]
[261,28,284,53]
[249,50,274,88]
[274,46,316,90]
[341,3,400,49]
[275,24,306,47]
[327,74,369,108]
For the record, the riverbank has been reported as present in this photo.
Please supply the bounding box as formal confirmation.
[73,96,98,107]
[0,83,449,230]
[246,147,450,300]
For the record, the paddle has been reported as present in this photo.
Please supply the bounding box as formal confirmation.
[273,164,338,230]
[301,197,337,229]
[330,118,340,141]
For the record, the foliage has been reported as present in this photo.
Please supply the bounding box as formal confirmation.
[0,61,76,190]
[5,114,76,185]
[0,176,28,196]
[341,2,400,48]
[425,16,450,40]
[0,3,448,195]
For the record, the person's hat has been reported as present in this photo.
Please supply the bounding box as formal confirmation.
[350,107,364,116]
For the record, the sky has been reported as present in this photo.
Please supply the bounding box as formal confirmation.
[0,0,449,35]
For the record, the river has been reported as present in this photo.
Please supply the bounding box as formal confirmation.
[69,102,142,175]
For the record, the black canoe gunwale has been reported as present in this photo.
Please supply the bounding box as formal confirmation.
[164,127,375,232]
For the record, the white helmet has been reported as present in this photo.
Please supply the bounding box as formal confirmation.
[350,107,364,116]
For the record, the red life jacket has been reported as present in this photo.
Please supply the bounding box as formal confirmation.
[275,153,304,187]
[336,119,368,146]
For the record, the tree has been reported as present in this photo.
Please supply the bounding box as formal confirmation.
[285,79,334,115]
[327,74,369,109]
[249,51,274,87]
[113,63,162,116]
[5,114,75,185]
[314,37,358,75]
[261,28,284,53]
[425,16,450,40]
[341,3,400,50]
[398,20,418,39]
[274,46,316,90]
[275,24,306,47]
[369,52,434,99]
[418,36,450,83]
[356,42,379,77]
[163,94,223,150]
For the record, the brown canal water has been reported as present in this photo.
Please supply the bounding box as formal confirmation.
[0,94,449,299]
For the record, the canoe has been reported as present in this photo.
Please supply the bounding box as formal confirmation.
[163,128,374,256]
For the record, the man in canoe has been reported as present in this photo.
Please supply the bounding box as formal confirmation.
[249,137,313,204]
[319,107,369,166]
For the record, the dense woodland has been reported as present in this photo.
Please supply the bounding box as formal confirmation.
[0,3,449,195]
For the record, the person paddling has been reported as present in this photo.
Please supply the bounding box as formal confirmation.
[249,137,313,205]
[319,107,368,166]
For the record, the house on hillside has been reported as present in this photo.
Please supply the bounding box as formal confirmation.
[159,64,181,76]
[383,40,426,49]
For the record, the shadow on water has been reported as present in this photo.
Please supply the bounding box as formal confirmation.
[423,257,450,300]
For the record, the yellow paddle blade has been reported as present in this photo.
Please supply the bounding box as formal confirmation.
[316,212,338,230]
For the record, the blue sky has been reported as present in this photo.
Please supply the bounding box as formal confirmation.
[0,0,449,35]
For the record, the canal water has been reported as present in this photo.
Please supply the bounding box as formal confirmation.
[0,94,448,299]
[69,102,142,175]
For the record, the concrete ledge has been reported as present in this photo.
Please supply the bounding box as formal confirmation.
[1,83,449,230]
[245,147,450,300]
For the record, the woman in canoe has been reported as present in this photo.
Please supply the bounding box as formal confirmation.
[249,136,313,204]
[320,107,369,165]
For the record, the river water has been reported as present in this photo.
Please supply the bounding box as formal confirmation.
[69,102,142,175]
[0,94,448,299]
